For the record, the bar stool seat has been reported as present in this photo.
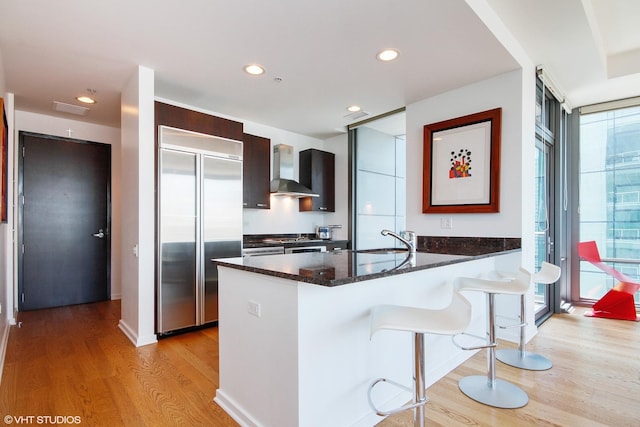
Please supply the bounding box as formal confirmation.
[368,291,472,427]
[454,268,531,409]
[492,262,561,371]
[370,294,473,336]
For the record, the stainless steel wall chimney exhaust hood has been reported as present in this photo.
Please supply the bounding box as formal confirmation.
[270,144,319,198]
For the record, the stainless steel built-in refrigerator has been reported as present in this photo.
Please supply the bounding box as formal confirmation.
[157,126,242,335]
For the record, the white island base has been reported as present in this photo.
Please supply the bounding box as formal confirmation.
[214,252,522,427]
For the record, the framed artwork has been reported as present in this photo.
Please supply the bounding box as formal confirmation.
[422,108,501,213]
[1,98,7,222]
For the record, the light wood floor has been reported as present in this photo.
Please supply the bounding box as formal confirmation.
[0,301,638,426]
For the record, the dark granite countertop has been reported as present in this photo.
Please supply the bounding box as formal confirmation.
[213,248,520,287]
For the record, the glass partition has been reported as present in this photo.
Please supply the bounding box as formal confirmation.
[350,111,406,250]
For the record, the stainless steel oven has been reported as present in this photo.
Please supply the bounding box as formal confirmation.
[285,245,327,254]
[242,246,285,257]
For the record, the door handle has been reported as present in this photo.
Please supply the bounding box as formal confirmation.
[92,229,105,239]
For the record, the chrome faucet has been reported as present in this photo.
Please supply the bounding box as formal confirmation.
[381,229,416,254]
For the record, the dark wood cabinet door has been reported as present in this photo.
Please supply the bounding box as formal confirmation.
[155,101,244,141]
[299,149,335,212]
[243,133,271,209]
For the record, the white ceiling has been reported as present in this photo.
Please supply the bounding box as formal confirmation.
[0,0,638,139]
[487,0,640,109]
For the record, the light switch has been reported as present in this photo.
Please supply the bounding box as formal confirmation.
[248,301,261,317]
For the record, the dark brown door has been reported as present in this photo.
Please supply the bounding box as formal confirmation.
[18,132,111,311]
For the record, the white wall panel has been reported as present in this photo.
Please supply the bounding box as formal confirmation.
[395,177,406,216]
[357,127,396,175]
[357,171,396,216]
[118,65,157,347]
[357,215,396,249]
[396,137,406,178]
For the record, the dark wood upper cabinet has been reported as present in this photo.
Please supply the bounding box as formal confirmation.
[299,149,335,212]
[243,133,271,209]
[155,101,243,141]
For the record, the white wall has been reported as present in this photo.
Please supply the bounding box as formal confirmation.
[13,111,122,297]
[465,0,537,273]
[406,69,524,238]
[323,133,349,241]
[0,51,10,377]
[241,121,347,238]
[118,66,157,347]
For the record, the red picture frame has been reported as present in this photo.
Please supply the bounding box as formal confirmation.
[422,108,501,214]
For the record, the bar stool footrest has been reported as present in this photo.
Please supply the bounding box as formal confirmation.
[367,377,429,417]
[496,319,527,330]
[451,332,496,351]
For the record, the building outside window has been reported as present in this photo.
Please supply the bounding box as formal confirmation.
[579,105,640,304]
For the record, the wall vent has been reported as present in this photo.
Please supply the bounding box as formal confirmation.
[344,110,369,121]
[52,101,90,116]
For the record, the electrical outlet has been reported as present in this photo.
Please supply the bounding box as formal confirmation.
[247,301,261,317]
[440,217,453,229]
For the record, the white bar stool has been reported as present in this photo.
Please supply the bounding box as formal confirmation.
[453,268,531,409]
[368,291,472,427]
[493,261,561,370]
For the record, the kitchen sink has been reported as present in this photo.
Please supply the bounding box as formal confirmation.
[354,248,410,254]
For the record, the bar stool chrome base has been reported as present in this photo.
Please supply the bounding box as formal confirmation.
[458,375,529,409]
[368,292,472,427]
[454,269,532,409]
[491,262,561,372]
[496,348,553,371]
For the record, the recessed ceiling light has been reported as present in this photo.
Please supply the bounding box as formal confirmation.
[347,105,361,112]
[77,88,97,104]
[244,64,266,75]
[76,96,96,104]
[376,49,400,62]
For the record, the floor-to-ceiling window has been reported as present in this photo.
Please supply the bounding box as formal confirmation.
[534,78,561,322]
[577,102,640,306]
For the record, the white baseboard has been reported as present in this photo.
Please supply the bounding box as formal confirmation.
[214,389,262,427]
[0,322,10,385]
[118,319,157,347]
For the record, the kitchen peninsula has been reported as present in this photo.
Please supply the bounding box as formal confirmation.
[213,247,520,427]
